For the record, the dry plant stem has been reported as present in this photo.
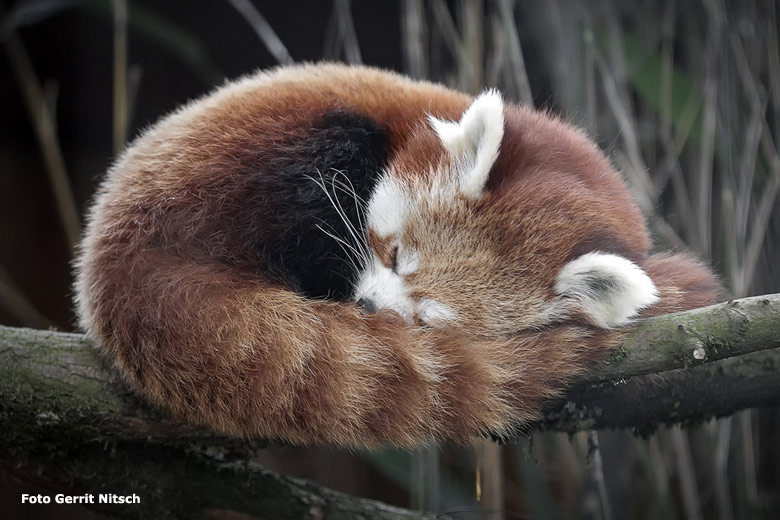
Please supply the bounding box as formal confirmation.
[721,191,740,299]
[429,0,474,87]
[494,0,533,105]
[714,418,734,520]
[322,9,340,60]
[720,45,764,514]
[733,108,763,276]
[693,0,724,260]
[3,33,80,250]
[602,7,632,119]
[768,2,780,110]
[401,0,427,79]
[587,432,612,520]
[0,274,53,329]
[695,74,717,260]
[659,0,675,144]
[729,31,780,293]
[660,150,696,243]
[742,141,780,293]
[334,0,361,64]
[544,0,568,107]
[739,411,759,510]
[655,86,702,242]
[226,0,293,65]
[656,1,697,247]
[484,13,507,87]
[743,143,780,293]
[460,0,484,94]
[641,436,675,518]
[671,427,703,520]
[513,439,558,520]
[584,28,597,134]
[592,44,656,215]
[648,213,691,253]
[113,0,128,154]
[472,438,504,519]
[410,443,440,513]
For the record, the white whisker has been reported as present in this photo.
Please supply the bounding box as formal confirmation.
[305,169,374,278]
[329,172,370,250]
[327,172,370,264]
[315,222,362,274]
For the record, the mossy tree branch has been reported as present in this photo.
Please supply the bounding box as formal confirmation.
[1,295,779,519]
[584,295,780,382]
[535,295,780,433]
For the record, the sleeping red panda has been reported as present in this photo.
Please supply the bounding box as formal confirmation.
[74,63,720,447]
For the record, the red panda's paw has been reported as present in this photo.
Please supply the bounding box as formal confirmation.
[554,252,659,328]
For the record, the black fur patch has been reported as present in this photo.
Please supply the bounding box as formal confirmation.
[581,271,620,297]
[252,109,389,300]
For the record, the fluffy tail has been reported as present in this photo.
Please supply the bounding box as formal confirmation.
[640,252,723,318]
[76,248,621,448]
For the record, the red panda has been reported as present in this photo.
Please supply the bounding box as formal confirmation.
[74,63,720,447]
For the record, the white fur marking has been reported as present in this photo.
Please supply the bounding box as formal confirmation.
[416,299,457,325]
[555,252,659,328]
[353,255,415,320]
[395,248,420,275]
[428,90,505,199]
[366,176,411,238]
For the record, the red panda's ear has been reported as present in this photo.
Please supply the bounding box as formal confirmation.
[428,90,504,199]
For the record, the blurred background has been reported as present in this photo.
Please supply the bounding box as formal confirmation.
[1,0,778,518]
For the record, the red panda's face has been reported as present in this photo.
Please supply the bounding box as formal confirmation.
[353,91,661,335]
[353,90,556,336]
[355,177,554,336]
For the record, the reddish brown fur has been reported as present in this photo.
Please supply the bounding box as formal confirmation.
[367,230,396,269]
[75,63,720,447]
[640,252,722,317]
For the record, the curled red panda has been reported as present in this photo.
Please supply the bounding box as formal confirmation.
[74,63,720,447]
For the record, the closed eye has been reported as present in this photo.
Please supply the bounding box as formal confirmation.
[391,246,399,273]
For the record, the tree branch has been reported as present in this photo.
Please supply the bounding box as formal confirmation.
[584,295,780,382]
[538,347,780,434]
[4,444,438,520]
[533,295,780,433]
[1,295,779,518]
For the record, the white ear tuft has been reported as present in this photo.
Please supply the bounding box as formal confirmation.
[428,90,505,199]
[555,252,659,328]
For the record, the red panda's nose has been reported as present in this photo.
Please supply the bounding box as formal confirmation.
[356,298,378,314]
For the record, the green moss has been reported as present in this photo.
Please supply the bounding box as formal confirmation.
[608,346,630,363]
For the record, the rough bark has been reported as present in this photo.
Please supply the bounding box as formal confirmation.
[0,327,439,519]
[4,445,438,520]
[537,347,780,434]
[583,295,780,382]
[1,295,779,518]
[533,294,780,434]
